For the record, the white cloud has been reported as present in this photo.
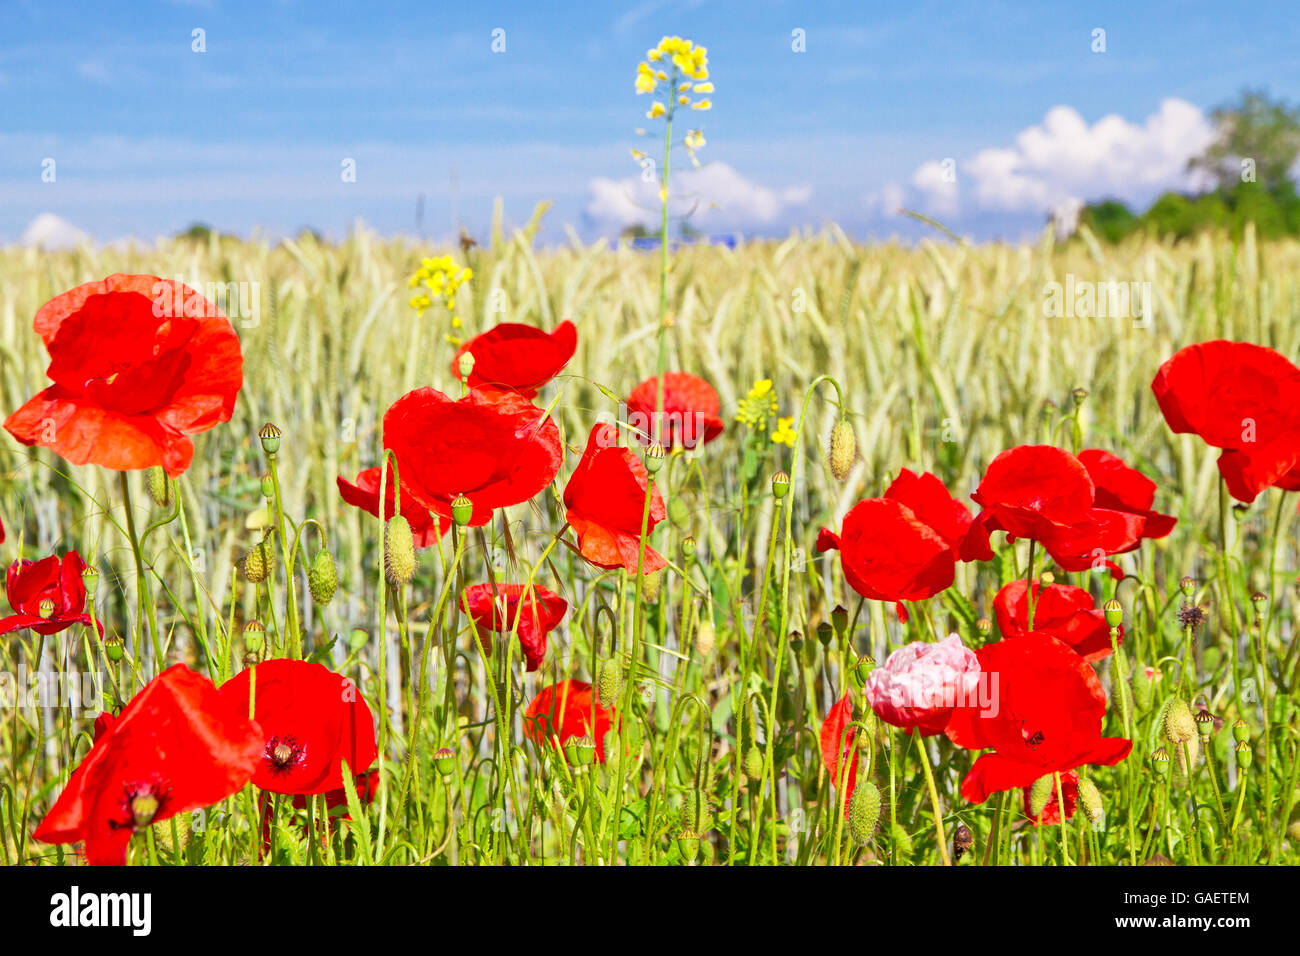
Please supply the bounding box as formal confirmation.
[585,161,813,233]
[895,98,1216,220]
[20,213,90,249]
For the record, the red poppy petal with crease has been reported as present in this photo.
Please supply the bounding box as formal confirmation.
[453,320,577,397]
[626,371,725,448]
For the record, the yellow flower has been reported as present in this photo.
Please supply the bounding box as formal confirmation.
[678,95,690,106]
[771,417,796,447]
[736,379,779,429]
[693,81,714,93]
[683,129,705,151]
[691,99,712,111]
[647,101,666,119]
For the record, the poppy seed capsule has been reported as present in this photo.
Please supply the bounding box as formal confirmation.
[1028,776,1053,817]
[565,734,596,768]
[242,620,265,654]
[772,471,790,499]
[1151,747,1171,776]
[457,350,475,381]
[1194,707,1216,739]
[680,535,697,563]
[38,598,55,619]
[848,781,882,845]
[831,604,849,636]
[1077,778,1104,823]
[146,466,172,509]
[130,793,160,829]
[242,538,274,583]
[1234,740,1253,769]
[308,550,338,606]
[1180,575,1196,598]
[451,494,473,527]
[258,422,281,456]
[102,633,125,662]
[677,827,701,861]
[1164,699,1196,744]
[433,747,457,777]
[1103,598,1123,629]
[82,565,99,597]
[1232,718,1250,743]
[828,419,856,481]
[260,473,274,499]
[645,441,665,474]
[384,516,416,585]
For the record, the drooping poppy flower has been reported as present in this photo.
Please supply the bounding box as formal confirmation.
[563,423,667,573]
[959,445,1144,576]
[862,634,981,736]
[1076,449,1177,546]
[626,371,725,449]
[337,466,448,547]
[33,663,262,865]
[452,320,577,398]
[817,469,972,612]
[460,583,569,672]
[218,658,377,796]
[945,632,1131,804]
[1022,769,1078,826]
[1152,340,1300,503]
[523,680,617,762]
[819,695,860,811]
[4,274,243,477]
[993,579,1119,663]
[383,387,562,527]
[0,551,98,637]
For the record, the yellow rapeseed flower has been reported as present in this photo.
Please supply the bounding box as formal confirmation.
[647,101,666,119]
[691,99,712,111]
[771,417,796,447]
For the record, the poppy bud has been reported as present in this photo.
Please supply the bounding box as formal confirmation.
[976,616,992,634]
[434,747,457,778]
[308,550,338,606]
[677,827,701,861]
[102,633,125,663]
[680,536,696,565]
[1077,778,1104,824]
[1132,664,1156,711]
[1103,598,1123,629]
[1180,575,1196,598]
[258,422,281,456]
[681,789,713,832]
[772,471,790,499]
[695,619,716,658]
[260,473,274,499]
[451,494,473,527]
[1040,570,1055,586]
[644,441,665,475]
[889,822,913,863]
[242,620,265,654]
[831,604,849,637]
[1234,740,1253,770]
[848,781,882,845]
[641,567,663,602]
[816,620,834,647]
[1194,707,1216,739]
[38,598,55,619]
[1232,718,1250,743]
[1028,776,1053,817]
[953,822,974,860]
[621,718,644,759]
[565,734,596,768]
[384,516,416,585]
[1164,698,1196,744]
[596,658,623,710]
[667,496,690,528]
[146,466,172,509]
[130,793,160,829]
[242,538,275,583]
[82,565,99,597]
[742,745,764,780]
[457,350,476,381]
[1151,747,1171,777]
[828,419,856,481]
[349,627,370,651]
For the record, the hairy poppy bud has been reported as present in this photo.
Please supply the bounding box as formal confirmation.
[641,567,663,602]
[451,494,473,527]
[1164,698,1196,744]
[434,747,457,778]
[645,441,665,474]
[242,620,265,654]
[889,822,913,863]
[102,632,124,663]
[242,537,274,583]
[695,618,716,658]
[1078,778,1104,824]
[772,471,790,499]
[828,419,856,481]
[308,550,338,606]
[1151,747,1171,777]
[680,789,713,832]
[596,658,623,710]
[565,734,596,768]
[457,350,476,381]
[1234,740,1253,770]
[258,422,281,456]
[742,745,764,780]
[848,781,882,845]
[1029,776,1053,817]
[953,822,974,860]
[384,516,416,585]
[1132,663,1156,711]
[1232,718,1250,743]
[1103,598,1123,629]
[146,466,172,509]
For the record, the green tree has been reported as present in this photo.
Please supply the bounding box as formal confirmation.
[1189,89,1300,193]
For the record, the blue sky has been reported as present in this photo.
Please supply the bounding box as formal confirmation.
[1,0,1297,245]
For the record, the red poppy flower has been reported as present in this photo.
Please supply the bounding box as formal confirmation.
[460,583,569,672]
[33,663,262,865]
[337,467,448,547]
[1022,769,1078,826]
[523,680,617,762]
[0,551,98,636]
[817,470,972,609]
[820,695,860,811]
[383,387,562,527]
[993,579,1120,663]
[945,632,1131,804]
[218,658,377,796]
[959,445,1145,575]
[626,372,725,448]
[1076,449,1177,546]
[563,423,667,573]
[1152,340,1300,503]
[452,320,577,398]
[862,634,981,736]
[4,274,243,477]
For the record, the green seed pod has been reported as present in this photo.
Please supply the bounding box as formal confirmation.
[260,473,275,499]
[1077,777,1104,824]
[644,441,665,475]
[130,793,160,829]
[102,633,125,663]
[384,516,416,585]
[1151,746,1171,777]
[433,747,457,778]
[242,537,274,583]
[667,496,691,529]
[565,734,596,768]
[1164,698,1196,744]
[828,419,856,481]
[308,550,338,606]
[848,781,882,845]
[640,567,663,603]
[451,494,473,527]
[1179,575,1196,598]
[676,827,701,862]
[596,658,623,710]
[38,598,55,619]
[742,745,764,780]
[1028,776,1053,818]
[258,422,281,456]
[242,620,265,654]
[889,822,913,863]
[1234,740,1253,770]
[694,618,716,658]
[82,565,99,598]
[457,350,476,381]
[146,466,172,509]
[1232,719,1250,743]
[1103,598,1123,629]
[348,627,369,651]
[1194,707,1216,739]
[772,471,790,499]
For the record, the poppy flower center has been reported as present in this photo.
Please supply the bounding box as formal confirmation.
[265,735,306,774]
[113,780,169,833]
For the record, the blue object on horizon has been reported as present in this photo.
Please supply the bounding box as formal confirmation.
[617,234,739,251]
